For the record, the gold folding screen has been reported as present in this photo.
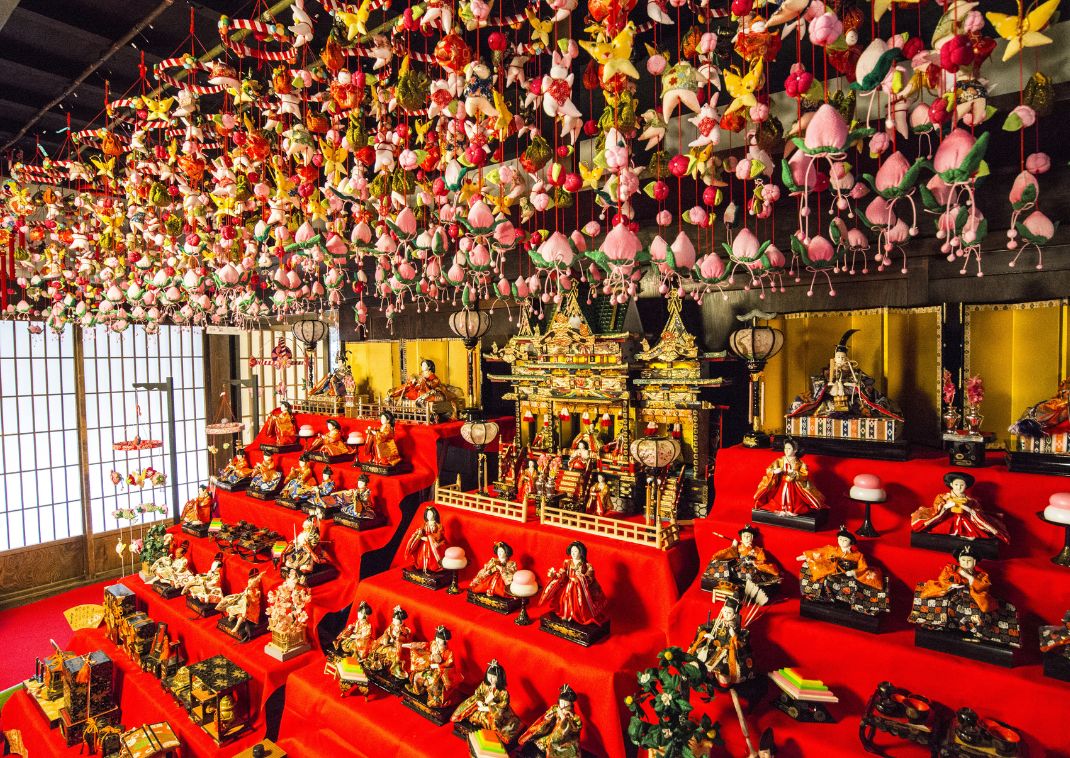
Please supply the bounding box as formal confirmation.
[964,300,1069,446]
[345,339,480,403]
[761,307,942,443]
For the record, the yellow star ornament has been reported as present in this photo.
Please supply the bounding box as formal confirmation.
[987,0,1061,61]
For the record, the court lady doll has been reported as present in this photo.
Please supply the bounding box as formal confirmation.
[515,459,538,505]
[752,437,828,530]
[405,505,447,573]
[518,684,583,757]
[261,400,298,448]
[180,484,214,526]
[910,472,1009,557]
[469,541,518,598]
[332,601,375,661]
[450,660,522,744]
[364,411,403,468]
[586,473,611,516]
[540,541,610,640]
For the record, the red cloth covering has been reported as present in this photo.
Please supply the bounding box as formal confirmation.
[2,626,265,758]
[666,445,1070,756]
[278,504,699,757]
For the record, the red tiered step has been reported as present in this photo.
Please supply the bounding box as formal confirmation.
[277,503,701,758]
[674,445,1070,756]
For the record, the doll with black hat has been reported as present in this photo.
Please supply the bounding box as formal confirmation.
[703,524,783,596]
[909,544,1021,665]
[405,624,464,721]
[518,683,583,758]
[797,526,890,632]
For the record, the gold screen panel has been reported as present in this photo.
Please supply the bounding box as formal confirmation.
[762,308,941,444]
[965,301,1068,446]
[346,342,401,400]
[403,338,480,403]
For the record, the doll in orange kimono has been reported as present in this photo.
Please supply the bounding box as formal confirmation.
[217,450,253,486]
[407,625,463,708]
[405,505,446,573]
[797,527,888,616]
[540,541,609,627]
[704,524,782,594]
[307,418,353,458]
[332,600,375,661]
[911,472,1009,543]
[753,437,827,515]
[908,544,1020,644]
[364,411,402,467]
[688,594,756,687]
[180,484,214,525]
[468,542,518,598]
[261,401,297,446]
[585,473,612,516]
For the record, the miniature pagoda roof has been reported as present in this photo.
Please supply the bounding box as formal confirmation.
[635,293,701,363]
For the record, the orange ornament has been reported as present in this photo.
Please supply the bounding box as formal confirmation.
[434,34,471,73]
[322,36,345,75]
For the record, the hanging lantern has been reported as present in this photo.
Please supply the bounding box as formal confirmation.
[581,411,591,424]
[559,406,571,421]
[523,409,535,423]
[645,420,659,436]
[727,309,785,448]
[600,413,612,428]
[671,423,682,439]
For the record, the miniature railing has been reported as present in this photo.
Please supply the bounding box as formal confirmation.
[539,505,680,550]
[346,397,446,425]
[293,395,354,416]
[434,480,533,522]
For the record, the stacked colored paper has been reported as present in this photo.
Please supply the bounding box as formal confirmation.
[336,657,368,684]
[208,518,224,533]
[272,540,287,558]
[768,668,839,703]
[468,730,507,758]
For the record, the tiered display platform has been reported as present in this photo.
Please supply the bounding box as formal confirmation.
[276,502,700,758]
[670,445,1070,757]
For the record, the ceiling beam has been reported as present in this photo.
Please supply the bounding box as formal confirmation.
[1,0,177,153]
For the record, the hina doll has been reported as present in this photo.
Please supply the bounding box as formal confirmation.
[1040,611,1070,681]
[405,505,447,573]
[567,441,592,471]
[338,474,377,523]
[148,540,194,592]
[518,684,583,758]
[216,568,264,637]
[390,359,449,405]
[407,625,462,708]
[688,594,756,687]
[585,473,611,516]
[540,541,610,629]
[571,419,603,455]
[702,525,782,596]
[1010,377,1070,439]
[180,484,214,525]
[530,414,557,452]
[307,419,353,460]
[248,452,283,497]
[363,411,402,468]
[797,527,889,620]
[279,516,330,583]
[216,450,253,487]
[183,553,224,605]
[908,545,1021,653]
[468,541,518,598]
[910,472,1009,554]
[309,350,352,397]
[365,605,414,681]
[450,660,522,744]
[278,456,318,506]
[304,465,338,515]
[753,438,827,519]
[515,459,538,505]
[261,400,298,448]
[496,442,519,493]
[331,601,375,661]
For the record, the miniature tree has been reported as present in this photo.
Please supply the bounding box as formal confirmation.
[625,646,721,758]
